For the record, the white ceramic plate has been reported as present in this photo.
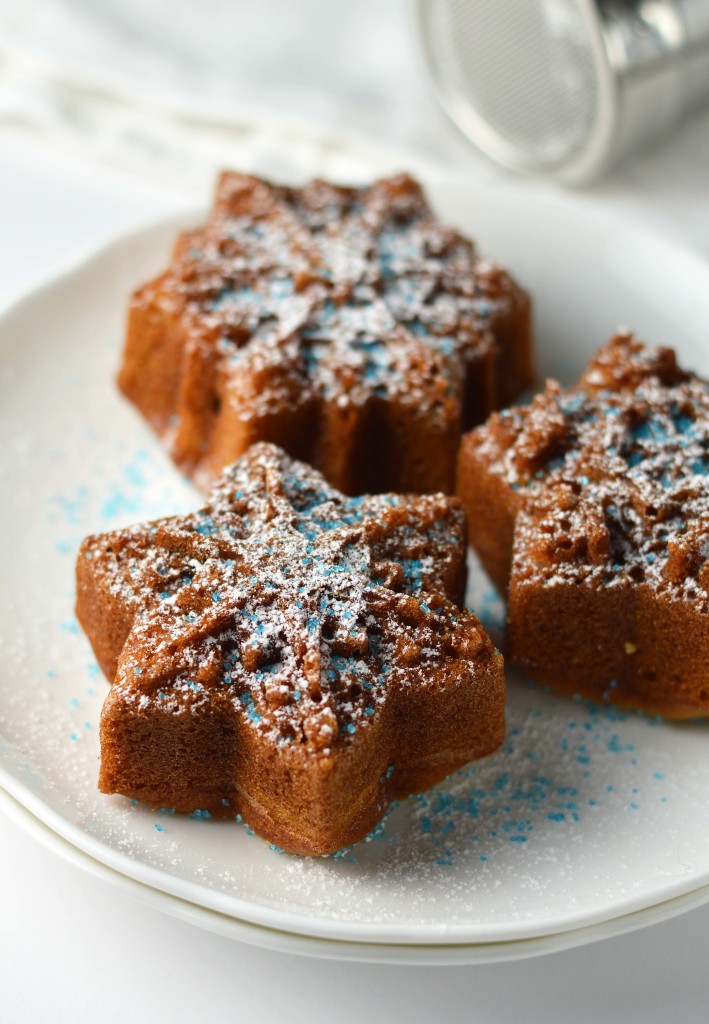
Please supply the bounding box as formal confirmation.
[2,175,709,955]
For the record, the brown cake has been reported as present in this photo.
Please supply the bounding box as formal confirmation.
[76,443,505,855]
[457,332,709,719]
[119,171,533,495]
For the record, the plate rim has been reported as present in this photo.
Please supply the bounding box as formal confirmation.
[4,784,709,965]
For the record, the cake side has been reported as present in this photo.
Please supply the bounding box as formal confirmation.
[473,260,534,409]
[118,229,206,436]
[455,405,532,593]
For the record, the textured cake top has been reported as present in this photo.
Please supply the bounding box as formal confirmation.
[80,444,494,754]
[475,333,709,606]
[163,172,511,415]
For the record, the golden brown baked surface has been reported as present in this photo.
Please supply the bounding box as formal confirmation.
[458,332,709,719]
[76,443,505,854]
[119,171,532,495]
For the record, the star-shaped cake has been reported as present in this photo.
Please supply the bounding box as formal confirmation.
[458,332,709,718]
[77,443,505,854]
[119,171,532,495]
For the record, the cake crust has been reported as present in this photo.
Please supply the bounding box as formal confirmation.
[77,443,505,854]
[458,332,709,719]
[119,172,532,495]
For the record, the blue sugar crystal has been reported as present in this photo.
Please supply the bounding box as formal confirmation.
[631,417,668,442]
[239,692,263,723]
[559,391,587,415]
[196,516,217,536]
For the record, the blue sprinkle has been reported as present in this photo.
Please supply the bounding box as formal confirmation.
[196,517,217,536]
[560,392,587,415]
[239,693,263,723]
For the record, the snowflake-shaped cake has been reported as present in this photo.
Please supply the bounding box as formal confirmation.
[77,443,504,854]
[458,332,709,718]
[119,172,532,494]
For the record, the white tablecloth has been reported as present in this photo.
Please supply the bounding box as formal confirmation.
[1,4,708,1021]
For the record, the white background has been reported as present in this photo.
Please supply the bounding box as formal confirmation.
[1,2,709,1020]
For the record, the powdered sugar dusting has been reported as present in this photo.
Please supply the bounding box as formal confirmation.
[481,334,709,604]
[85,443,483,749]
[164,173,505,416]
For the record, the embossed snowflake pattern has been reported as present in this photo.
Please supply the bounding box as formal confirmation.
[77,443,504,852]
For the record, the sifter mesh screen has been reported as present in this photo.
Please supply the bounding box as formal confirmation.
[427,0,602,169]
